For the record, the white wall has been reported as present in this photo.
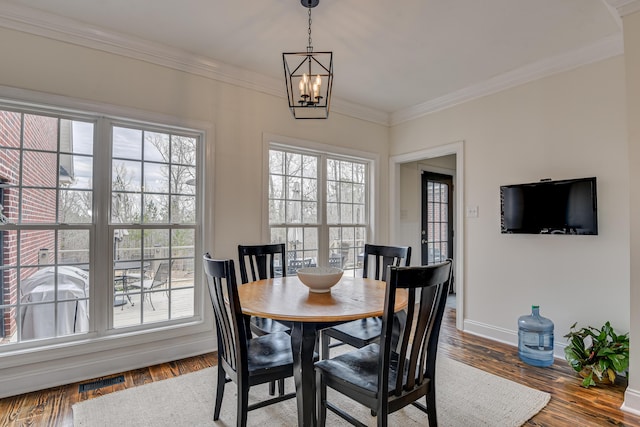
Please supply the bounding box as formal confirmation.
[0,26,389,397]
[390,57,630,354]
[623,9,640,415]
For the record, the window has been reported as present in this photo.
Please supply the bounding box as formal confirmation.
[267,144,370,277]
[110,125,197,327]
[0,105,201,348]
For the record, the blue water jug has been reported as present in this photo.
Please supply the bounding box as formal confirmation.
[518,305,554,367]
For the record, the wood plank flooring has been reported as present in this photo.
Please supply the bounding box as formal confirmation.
[1,305,639,426]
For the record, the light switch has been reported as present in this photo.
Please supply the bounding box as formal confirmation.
[466,206,479,218]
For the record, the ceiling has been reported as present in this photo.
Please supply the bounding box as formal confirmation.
[0,0,635,124]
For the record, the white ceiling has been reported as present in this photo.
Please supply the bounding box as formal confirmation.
[0,0,637,124]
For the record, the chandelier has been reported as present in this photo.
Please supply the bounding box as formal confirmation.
[283,0,333,119]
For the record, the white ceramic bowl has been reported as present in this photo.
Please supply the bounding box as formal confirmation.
[297,267,343,293]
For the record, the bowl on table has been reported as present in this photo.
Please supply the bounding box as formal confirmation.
[296,267,343,293]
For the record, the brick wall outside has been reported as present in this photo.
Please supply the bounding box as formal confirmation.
[1,111,57,339]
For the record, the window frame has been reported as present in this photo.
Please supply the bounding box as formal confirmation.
[263,134,378,270]
[0,98,206,352]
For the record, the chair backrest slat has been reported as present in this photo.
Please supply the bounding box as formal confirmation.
[379,260,452,403]
[203,254,248,378]
[362,244,411,281]
[238,244,287,284]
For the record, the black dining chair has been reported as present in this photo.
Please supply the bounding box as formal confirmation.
[315,260,453,427]
[238,243,293,395]
[237,243,292,336]
[202,254,296,427]
[320,244,411,359]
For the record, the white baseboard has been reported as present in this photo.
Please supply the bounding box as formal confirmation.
[463,318,567,359]
[0,331,215,399]
[622,387,640,415]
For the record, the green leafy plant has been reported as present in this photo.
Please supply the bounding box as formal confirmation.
[564,321,629,388]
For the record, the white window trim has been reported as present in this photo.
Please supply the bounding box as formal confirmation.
[261,132,380,252]
[0,85,215,399]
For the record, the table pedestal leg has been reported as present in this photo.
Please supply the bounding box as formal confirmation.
[290,322,317,427]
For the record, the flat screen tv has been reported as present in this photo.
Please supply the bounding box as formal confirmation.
[500,177,598,235]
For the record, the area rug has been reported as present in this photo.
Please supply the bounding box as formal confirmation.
[73,357,550,427]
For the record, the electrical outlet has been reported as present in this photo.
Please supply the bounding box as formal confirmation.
[466,206,479,218]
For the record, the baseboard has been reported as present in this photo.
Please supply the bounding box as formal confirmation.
[0,331,216,399]
[463,318,567,359]
[622,387,640,415]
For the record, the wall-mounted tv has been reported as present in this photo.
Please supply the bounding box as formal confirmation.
[500,177,598,235]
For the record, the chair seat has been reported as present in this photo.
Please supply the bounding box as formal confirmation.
[324,317,382,348]
[247,332,294,377]
[315,343,421,397]
[250,316,292,336]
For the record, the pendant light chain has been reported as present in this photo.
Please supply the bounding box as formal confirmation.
[307,8,313,53]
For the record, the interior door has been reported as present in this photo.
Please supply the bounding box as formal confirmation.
[421,171,454,288]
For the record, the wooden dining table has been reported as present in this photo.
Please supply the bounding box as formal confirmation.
[237,275,408,427]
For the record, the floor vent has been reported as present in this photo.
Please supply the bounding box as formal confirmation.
[78,375,125,392]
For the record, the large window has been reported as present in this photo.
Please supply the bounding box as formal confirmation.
[268,145,369,277]
[0,106,201,348]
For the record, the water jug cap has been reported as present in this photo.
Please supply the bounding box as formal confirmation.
[532,305,539,309]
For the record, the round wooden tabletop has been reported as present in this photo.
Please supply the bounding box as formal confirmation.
[237,275,408,323]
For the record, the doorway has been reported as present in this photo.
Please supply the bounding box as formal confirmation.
[390,141,464,329]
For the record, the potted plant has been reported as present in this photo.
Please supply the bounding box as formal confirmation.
[564,321,629,388]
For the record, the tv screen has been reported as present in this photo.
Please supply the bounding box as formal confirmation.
[500,177,598,235]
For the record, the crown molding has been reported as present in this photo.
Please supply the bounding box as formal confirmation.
[606,0,640,16]
[0,2,391,126]
[0,2,625,128]
[390,33,623,126]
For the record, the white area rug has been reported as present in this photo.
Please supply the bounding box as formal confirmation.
[73,357,549,427]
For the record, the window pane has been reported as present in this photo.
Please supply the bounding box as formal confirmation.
[302,155,317,178]
[269,200,284,224]
[61,155,93,189]
[172,229,194,259]
[144,131,169,162]
[58,230,90,265]
[21,189,57,224]
[112,192,141,223]
[0,111,21,148]
[302,178,317,201]
[144,162,169,193]
[269,150,284,175]
[23,151,58,187]
[112,159,142,192]
[286,152,302,177]
[144,194,169,223]
[59,190,92,224]
[173,166,196,195]
[269,174,284,199]
[171,135,196,165]
[23,114,58,151]
[71,121,94,155]
[144,229,170,259]
[113,127,142,160]
[170,289,194,319]
[171,196,195,223]
[302,201,317,223]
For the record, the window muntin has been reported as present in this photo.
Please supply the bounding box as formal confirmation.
[268,146,369,277]
[0,106,201,347]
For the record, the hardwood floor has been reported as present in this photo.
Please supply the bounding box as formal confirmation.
[1,305,639,426]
